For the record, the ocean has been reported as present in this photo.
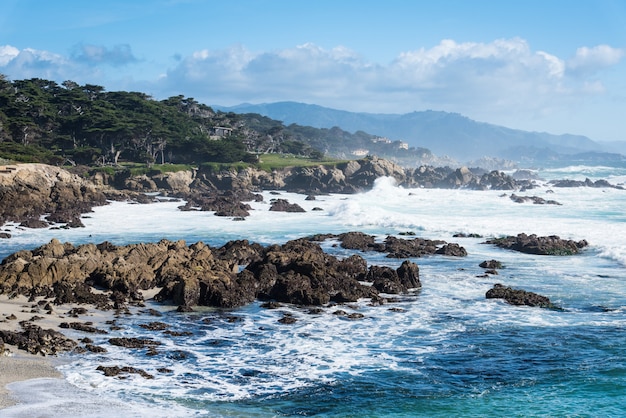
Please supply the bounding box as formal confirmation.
[2,163,626,417]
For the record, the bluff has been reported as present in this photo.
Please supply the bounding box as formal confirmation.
[0,164,107,230]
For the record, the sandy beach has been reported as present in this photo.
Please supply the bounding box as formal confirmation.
[0,353,63,408]
[0,294,77,409]
[0,288,161,410]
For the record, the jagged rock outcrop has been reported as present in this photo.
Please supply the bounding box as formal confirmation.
[178,190,261,217]
[0,164,108,228]
[550,177,623,189]
[0,238,242,308]
[0,323,77,355]
[0,236,426,308]
[269,198,306,212]
[484,233,588,255]
[310,232,466,258]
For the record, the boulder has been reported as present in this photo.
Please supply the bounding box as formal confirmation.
[486,284,554,308]
[244,239,373,305]
[269,199,305,213]
[383,235,445,258]
[479,260,503,269]
[435,243,468,257]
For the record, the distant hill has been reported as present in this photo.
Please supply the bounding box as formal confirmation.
[215,102,608,162]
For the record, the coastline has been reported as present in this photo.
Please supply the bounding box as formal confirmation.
[0,293,85,410]
[0,289,161,410]
[0,352,63,409]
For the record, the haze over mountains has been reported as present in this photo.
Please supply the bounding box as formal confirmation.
[217,102,623,164]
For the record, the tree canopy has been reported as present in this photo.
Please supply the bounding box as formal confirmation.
[0,76,430,166]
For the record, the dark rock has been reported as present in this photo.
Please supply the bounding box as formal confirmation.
[369,261,421,294]
[278,315,297,324]
[486,284,554,308]
[550,177,621,189]
[453,232,483,238]
[485,233,588,255]
[338,231,379,251]
[479,260,503,269]
[245,239,372,306]
[108,337,161,349]
[384,235,445,258]
[19,218,49,228]
[213,239,264,265]
[67,307,89,316]
[396,260,421,290]
[139,322,169,331]
[435,243,467,257]
[178,190,256,218]
[59,322,108,334]
[96,365,154,379]
[0,323,77,355]
[269,198,305,212]
[509,194,561,205]
[85,344,107,353]
[260,301,283,309]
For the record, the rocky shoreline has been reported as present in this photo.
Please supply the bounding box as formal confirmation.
[0,228,584,359]
[2,157,623,237]
[0,157,608,403]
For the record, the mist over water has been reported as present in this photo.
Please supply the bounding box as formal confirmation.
[2,167,626,417]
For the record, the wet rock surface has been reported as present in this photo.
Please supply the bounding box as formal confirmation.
[0,322,77,355]
[486,284,555,308]
[484,233,588,255]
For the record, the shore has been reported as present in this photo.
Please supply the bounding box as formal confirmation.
[0,294,80,409]
[0,353,63,408]
[0,289,161,410]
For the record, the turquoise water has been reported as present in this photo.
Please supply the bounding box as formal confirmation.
[2,165,626,417]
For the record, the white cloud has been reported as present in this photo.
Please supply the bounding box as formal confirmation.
[71,43,138,67]
[1,39,624,139]
[0,45,70,80]
[567,45,624,75]
[0,45,20,66]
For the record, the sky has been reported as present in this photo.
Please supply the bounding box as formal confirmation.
[1,0,626,142]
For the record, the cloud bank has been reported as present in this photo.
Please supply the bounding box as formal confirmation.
[0,38,623,136]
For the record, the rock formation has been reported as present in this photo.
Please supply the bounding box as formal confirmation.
[0,236,425,309]
[484,233,588,255]
[486,284,555,308]
[0,164,108,228]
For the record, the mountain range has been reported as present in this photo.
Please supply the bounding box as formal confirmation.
[215,102,622,163]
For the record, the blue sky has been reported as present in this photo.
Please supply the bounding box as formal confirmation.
[2,0,626,142]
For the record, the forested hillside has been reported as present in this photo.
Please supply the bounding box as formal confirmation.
[0,76,431,167]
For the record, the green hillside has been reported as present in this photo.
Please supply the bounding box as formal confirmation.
[0,76,430,168]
